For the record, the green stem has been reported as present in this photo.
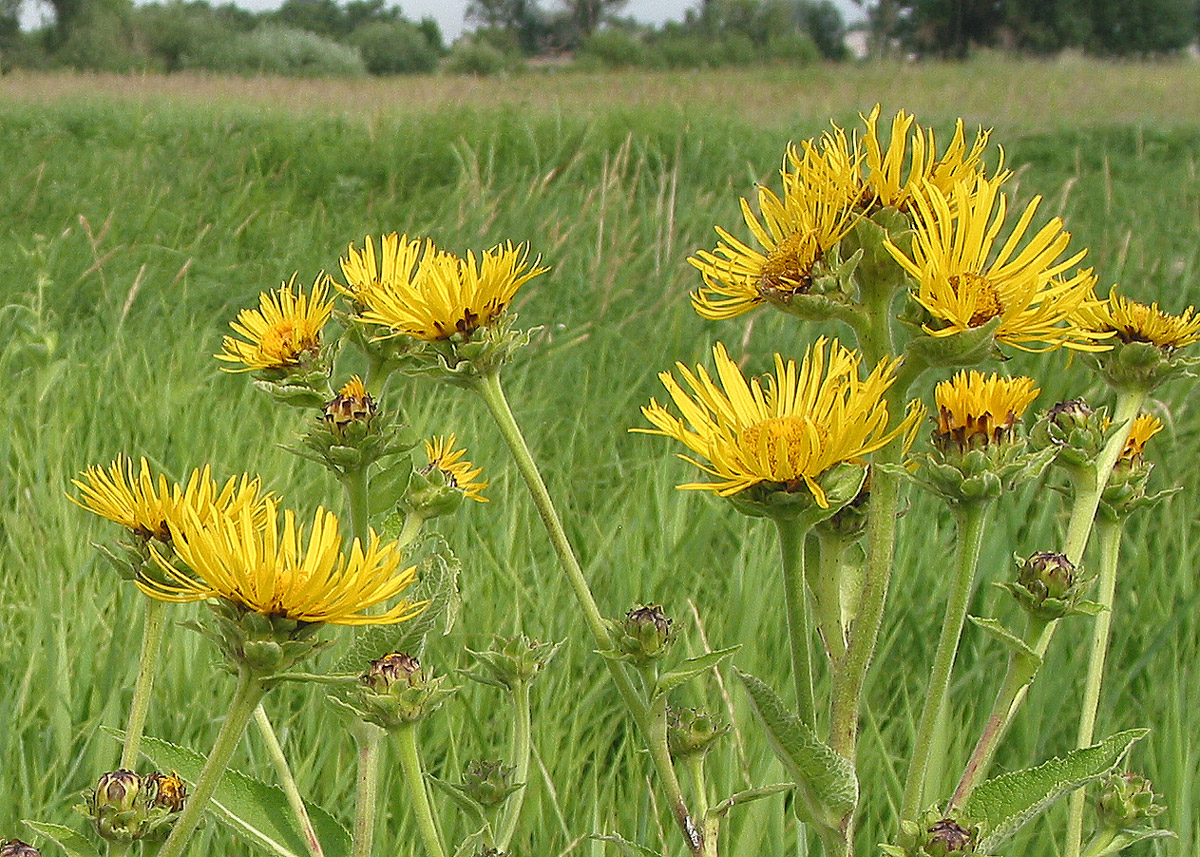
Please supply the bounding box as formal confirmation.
[395,510,426,552]
[948,616,1053,810]
[810,532,848,666]
[474,369,704,855]
[119,597,168,770]
[686,754,720,857]
[254,705,325,857]
[1080,828,1119,857]
[496,681,532,851]
[339,468,371,543]
[156,669,268,857]
[775,517,816,728]
[1064,519,1123,857]
[393,724,447,857]
[349,722,383,857]
[901,502,992,822]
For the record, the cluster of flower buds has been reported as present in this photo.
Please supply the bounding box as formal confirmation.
[0,840,40,857]
[603,604,675,668]
[666,706,730,759]
[462,635,562,692]
[453,760,523,809]
[196,600,329,676]
[292,376,415,479]
[1001,551,1095,621]
[1095,771,1166,830]
[1030,399,1108,470]
[347,652,455,728]
[78,769,187,843]
[882,810,988,857]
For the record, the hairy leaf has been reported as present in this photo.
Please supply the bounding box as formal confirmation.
[651,645,739,701]
[21,821,100,857]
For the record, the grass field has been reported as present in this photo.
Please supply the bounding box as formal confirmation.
[1,59,1198,856]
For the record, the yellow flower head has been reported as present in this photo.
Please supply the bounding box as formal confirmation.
[141,498,423,626]
[424,434,489,502]
[71,456,273,541]
[1075,287,1200,350]
[217,275,335,372]
[339,234,547,341]
[1120,413,1163,462]
[933,371,1039,450]
[861,105,1002,211]
[324,375,377,433]
[886,175,1107,351]
[689,132,863,321]
[637,338,924,507]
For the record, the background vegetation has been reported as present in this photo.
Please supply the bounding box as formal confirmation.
[1,61,1198,855]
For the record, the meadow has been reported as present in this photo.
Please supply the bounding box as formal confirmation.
[1,56,1199,855]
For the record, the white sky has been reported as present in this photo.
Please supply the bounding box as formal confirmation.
[23,0,865,38]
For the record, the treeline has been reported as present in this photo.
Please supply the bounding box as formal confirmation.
[0,0,847,76]
[874,0,1200,58]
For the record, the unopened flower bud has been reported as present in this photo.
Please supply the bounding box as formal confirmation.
[463,636,562,691]
[459,760,522,808]
[145,771,188,813]
[323,376,377,437]
[624,604,673,662]
[351,652,454,727]
[1004,551,1086,620]
[363,652,423,692]
[926,818,974,854]
[95,769,142,813]
[881,809,982,857]
[667,706,730,759]
[1096,771,1166,829]
[0,840,41,857]
[83,770,146,842]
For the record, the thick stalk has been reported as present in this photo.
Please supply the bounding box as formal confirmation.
[393,724,448,857]
[156,669,268,857]
[1064,519,1123,857]
[394,510,425,552]
[810,533,848,666]
[1080,828,1119,857]
[119,596,168,770]
[948,616,1053,810]
[475,369,703,855]
[775,517,816,728]
[901,503,991,821]
[349,723,383,857]
[339,469,371,544]
[686,755,720,857]
[254,705,325,857]
[496,681,532,851]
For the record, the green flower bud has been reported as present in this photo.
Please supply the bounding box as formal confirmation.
[1002,551,1090,621]
[459,760,522,808]
[82,770,145,842]
[352,652,454,727]
[666,706,730,759]
[1031,398,1108,469]
[612,604,674,666]
[463,636,562,691]
[925,818,975,855]
[290,377,413,479]
[0,840,41,857]
[1095,771,1166,829]
[882,810,985,857]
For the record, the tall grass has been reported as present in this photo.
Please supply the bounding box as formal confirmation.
[0,68,1197,855]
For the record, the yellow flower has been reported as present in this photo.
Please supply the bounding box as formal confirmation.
[324,375,377,433]
[141,499,423,626]
[71,456,272,541]
[1119,413,1163,461]
[217,276,335,372]
[886,175,1107,351]
[637,338,924,506]
[339,234,547,341]
[424,434,489,502]
[861,104,1002,211]
[1075,287,1200,350]
[689,132,863,320]
[934,371,1040,449]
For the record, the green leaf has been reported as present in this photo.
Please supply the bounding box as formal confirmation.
[588,833,666,857]
[426,774,490,828]
[21,821,100,857]
[333,531,461,673]
[452,828,493,857]
[968,616,1042,681]
[707,783,793,818]
[651,646,740,701]
[735,669,857,832]
[135,732,352,857]
[967,728,1148,852]
[1086,826,1176,856]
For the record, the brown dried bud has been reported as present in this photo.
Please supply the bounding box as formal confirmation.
[362,652,423,692]
[926,818,973,854]
[145,771,187,813]
[0,840,41,857]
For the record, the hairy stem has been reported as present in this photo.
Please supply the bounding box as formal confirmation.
[394,723,447,857]
[496,681,532,851]
[254,705,325,857]
[901,502,991,821]
[776,516,817,728]
[349,722,383,857]
[119,596,168,770]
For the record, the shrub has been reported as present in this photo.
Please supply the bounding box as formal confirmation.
[350,20,437,75]
[443,39,515,76]
[575,28,649,69]
[187,24,366,76]
[764,31,821,64]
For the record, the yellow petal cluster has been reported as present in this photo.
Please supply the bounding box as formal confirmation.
[71,456,273,541]
[338,233,547,341]
[886,175,1107,351]
[1120,413,1163,461]
[1075,288,1200,350]
[425,434,489,502]
[216,276,335,372]
[140,498,423,626]
[637,338,923,506]
[934,371,1040,449]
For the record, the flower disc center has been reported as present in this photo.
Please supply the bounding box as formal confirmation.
[740,415,822,475]
[948,272,1003,327]
[757,230,816,298]
[260,320,315,364]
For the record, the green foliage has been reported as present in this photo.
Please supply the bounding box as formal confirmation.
[575,27,650,69]
[444,38,516,76]
[188,24,366,76]
[349,19,438,75]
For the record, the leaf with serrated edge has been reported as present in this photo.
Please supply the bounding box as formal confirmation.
[135,733,352,857]
[333,532,461,673]
[708,783,793,818]
[736,669,857,831]
[427,775,489,828]
[589,833,666,857]
[22,821,101,857]
[652,646,740,701]
[968,728,1148,852]
[968,616,1042,679]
